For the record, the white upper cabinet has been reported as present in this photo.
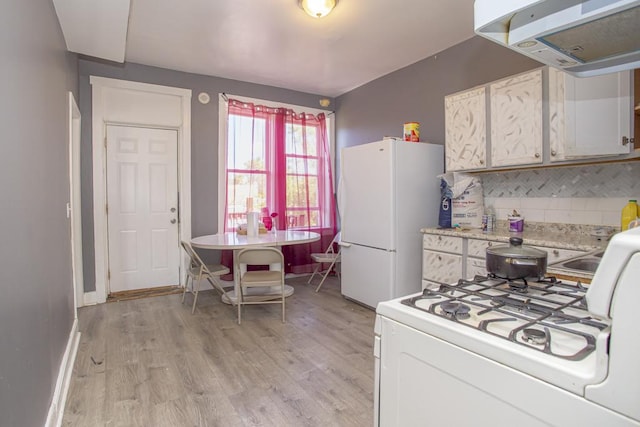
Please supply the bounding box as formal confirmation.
[445,87,487,171]
[490,69,543,167]
[444,67,635,172]
[548,67,568,161]
[548,68,633,161]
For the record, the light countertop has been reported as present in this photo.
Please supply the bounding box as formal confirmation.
[421,223,611,283]
[420,225,608,252]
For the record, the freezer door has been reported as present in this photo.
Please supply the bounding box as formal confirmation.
[340,140,394,250]
[341,243,395,309]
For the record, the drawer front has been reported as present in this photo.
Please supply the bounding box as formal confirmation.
[423,234,463,254]
[466,257,488,280]
[423,250,463,284]
[467,239,498,259]
[532,246,588,263]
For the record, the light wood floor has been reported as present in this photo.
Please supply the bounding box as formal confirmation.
[63,276,376,427]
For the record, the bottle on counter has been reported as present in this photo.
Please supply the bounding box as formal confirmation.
[621,199,639,231]
[482,206,496,232]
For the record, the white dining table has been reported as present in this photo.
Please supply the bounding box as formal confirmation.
[191,230,320,304]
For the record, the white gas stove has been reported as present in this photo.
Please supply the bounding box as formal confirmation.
[374,227,640,426]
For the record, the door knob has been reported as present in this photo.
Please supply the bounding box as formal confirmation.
[170,219,177,224]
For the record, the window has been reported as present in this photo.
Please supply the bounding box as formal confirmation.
[219,96,336,234]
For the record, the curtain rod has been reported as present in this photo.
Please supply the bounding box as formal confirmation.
[223,92,334,115]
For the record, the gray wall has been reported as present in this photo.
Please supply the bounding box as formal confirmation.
[78,60,333,292]
[335,36,541,150]
[0,2,78,426]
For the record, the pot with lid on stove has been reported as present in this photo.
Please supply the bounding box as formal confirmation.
[486,237,547,280]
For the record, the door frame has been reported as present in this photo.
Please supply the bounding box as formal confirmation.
[67,92,82,312]
[90,76,192,304]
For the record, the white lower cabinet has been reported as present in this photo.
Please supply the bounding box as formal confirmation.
[423,234,463,253]
[422,235,463,287]
[423,250,463,285]
[466,257,487,279]
[465,238,495,279]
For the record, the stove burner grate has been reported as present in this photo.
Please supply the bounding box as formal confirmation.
[486,274,530,293]
[440,301,471,319]
[401,275,608,361]
[522,328,548,345]
[508,278,528,293]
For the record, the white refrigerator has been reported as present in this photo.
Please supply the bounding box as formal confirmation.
[339,139,444,308]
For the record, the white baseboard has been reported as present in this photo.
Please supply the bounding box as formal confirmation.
[45,319,81,427]
[82,291,98,306]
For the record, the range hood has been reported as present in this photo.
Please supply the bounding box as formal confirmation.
[475,0,640,77]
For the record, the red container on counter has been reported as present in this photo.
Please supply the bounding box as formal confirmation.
[403,122,420,142]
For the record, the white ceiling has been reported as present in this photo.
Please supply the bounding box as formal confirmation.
[55,0,477,97]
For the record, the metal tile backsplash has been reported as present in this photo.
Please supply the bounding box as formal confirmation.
[482,162,639,198]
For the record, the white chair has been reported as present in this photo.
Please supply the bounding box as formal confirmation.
[236,247,286,325]
[307,232,341,292]
[181,241,231,314]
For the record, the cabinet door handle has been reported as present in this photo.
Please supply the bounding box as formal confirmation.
[534,153,540,158]
[551,150,557,156]
[479,159,485,165]
[487,242,492,247]
[437,255,442,261]
[552,250,559,256]
[438,236,442,241]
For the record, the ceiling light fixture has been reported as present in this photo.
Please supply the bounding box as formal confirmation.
[299,0,337,18]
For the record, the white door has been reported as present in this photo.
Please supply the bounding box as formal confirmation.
[340,140,394,250]
[106,125,180,293]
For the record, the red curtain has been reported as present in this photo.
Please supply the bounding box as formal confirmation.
[221,99,337,274]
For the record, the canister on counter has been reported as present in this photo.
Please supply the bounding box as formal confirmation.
[508,211,524,232]
[403,122,420,142]
[481,214,495,232]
